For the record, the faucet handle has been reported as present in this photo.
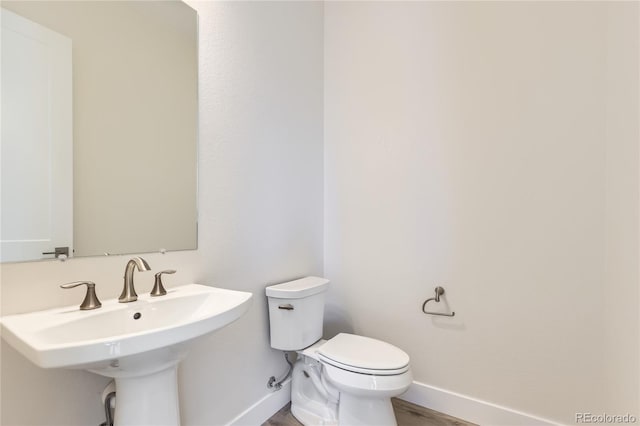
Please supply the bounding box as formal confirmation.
[151,270,176,297]
[60,281,102,310]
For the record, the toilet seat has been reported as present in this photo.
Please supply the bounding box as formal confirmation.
[318,354,410,375]
[322,360,413,398]
[317,333,410,376]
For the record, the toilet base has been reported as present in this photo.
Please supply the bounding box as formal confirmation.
[290,356,401,426]
[291,357,338,425]
[338,393,397,426]
[292,404,338,426]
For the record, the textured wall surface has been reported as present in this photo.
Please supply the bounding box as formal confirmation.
[324,2,638,424]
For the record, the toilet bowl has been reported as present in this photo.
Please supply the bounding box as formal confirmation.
[266,277,412,426]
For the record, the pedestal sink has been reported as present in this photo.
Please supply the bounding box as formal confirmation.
[0,284,253,426]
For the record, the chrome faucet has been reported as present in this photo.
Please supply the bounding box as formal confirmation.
[119,257,151,303]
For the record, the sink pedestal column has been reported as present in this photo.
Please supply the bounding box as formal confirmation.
[113,362,181,426]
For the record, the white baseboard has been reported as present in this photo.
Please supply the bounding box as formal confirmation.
[400,381,563,426]
[226,379,291,426]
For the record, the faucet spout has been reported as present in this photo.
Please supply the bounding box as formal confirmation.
[119,257,151,303]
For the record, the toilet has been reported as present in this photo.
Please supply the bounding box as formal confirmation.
[266,277,412,426]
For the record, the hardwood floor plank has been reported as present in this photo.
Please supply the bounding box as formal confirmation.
[261,399,477,426]
[392,398,477,426]
[262,403,301,426]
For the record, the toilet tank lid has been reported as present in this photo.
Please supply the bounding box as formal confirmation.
[265,276,330,299]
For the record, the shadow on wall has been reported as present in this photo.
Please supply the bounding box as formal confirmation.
[324,303,355,339]
[430,316,466,331]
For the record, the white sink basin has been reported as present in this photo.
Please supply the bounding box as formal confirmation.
[1,283,253,426]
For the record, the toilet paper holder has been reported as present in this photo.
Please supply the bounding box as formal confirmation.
[422,286,455,317]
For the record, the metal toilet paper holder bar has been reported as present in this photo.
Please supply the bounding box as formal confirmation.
[422,286,455,317]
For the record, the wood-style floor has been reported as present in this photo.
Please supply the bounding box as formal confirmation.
[262,398,477,426]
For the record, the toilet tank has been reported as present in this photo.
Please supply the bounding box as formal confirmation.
[266,277,329,351]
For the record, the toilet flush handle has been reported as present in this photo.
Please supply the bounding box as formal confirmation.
[278,304,294,310]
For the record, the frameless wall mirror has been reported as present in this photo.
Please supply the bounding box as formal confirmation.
[1,1,198,262]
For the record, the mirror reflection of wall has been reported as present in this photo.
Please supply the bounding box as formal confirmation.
[1,1,198,262]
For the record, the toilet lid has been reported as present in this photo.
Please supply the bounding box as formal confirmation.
[317,333,410,375]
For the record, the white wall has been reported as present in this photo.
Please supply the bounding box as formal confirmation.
[0,1,324,425]
[324,2,638,424]
[179,2,323,424]
[603,2,639,416]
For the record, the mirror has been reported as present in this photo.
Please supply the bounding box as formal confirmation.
[1,1,198,262]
